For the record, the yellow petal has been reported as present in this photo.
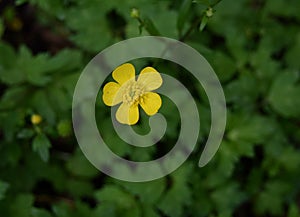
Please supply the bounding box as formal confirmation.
[137,67,163,91]
[112,63,136,85]
[102,82,122,106]
[116,103,139,125]
[140,92,162,116]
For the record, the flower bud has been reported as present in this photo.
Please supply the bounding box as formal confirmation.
[206,7,214,18]
[130,8,140,18]
[31,114,42,125]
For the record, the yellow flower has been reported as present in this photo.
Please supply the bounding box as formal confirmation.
[31,114,42,125]
[102,63,163,125]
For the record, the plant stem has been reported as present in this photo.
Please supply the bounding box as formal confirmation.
[179,16,202,41]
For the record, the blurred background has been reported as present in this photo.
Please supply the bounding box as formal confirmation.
[0,0,300,216]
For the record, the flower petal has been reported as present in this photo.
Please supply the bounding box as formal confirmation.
[138,67,163,91]
[102,82,122,106]
[116,103,139,125]
[112,63,136,85]
[140,92,162,116]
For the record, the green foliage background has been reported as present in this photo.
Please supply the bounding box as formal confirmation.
[1,0,300,216]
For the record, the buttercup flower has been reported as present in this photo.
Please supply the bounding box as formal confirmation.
[102,63,163,125]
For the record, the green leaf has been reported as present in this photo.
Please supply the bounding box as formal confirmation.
[65,3,111,52]
[255,181,291,216]
[47,85,71,112]
[192,0,209,5]
[31,90,56,125]
[207,51,236,82]
[18,47,52,86]
[99,118,131,157]
[66,148,98,178]
[17,128,35,139]
[52,202,72,217]
[31,208,53,217]
[268,71,300,118]
[48,49,83,72]
[0,42,16,69]
[0,86,29,110]
[15,0,28,5]
[199,15,208,31]
[288,203,300,217]
[116,179,166,205]
[210,0,223,7]
[95,185,140,217]
[57,120,72,137]
[32,133,52,162]
[177,0,193,34]
[93,202,116,217]
[278,146,300,172]
[66,179,93,197]
[224,72,259,109]
[264,0,300,19]
[227,114,276,144]
[0,110,24,142]
[152,11,177,38]
[211,182,246,214]
[217,141,239,176]
[285,33,300,70]
[73,201,93,217]
[0,181,9,200]
[142,205,160,217]
[9,194,34,217]
[158,164,192,217]
[143,17,161,36]
[0,43,22,85]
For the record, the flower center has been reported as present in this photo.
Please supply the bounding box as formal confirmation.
[123,81,144,105]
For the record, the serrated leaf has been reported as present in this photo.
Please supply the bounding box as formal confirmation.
[268,71,300,118]
[48,49,82,72]
[65,3,111,52]
[95,185,140,217]
[227,114,276,144]
[0,86,28,110]
[32,133,51,162]
[255,181,291,216]
[211,182,246,213]
[158,164,192,217]
[0,44,23,85]
[31,90,56,125]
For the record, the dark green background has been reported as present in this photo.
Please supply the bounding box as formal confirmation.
[0,0,300,216]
